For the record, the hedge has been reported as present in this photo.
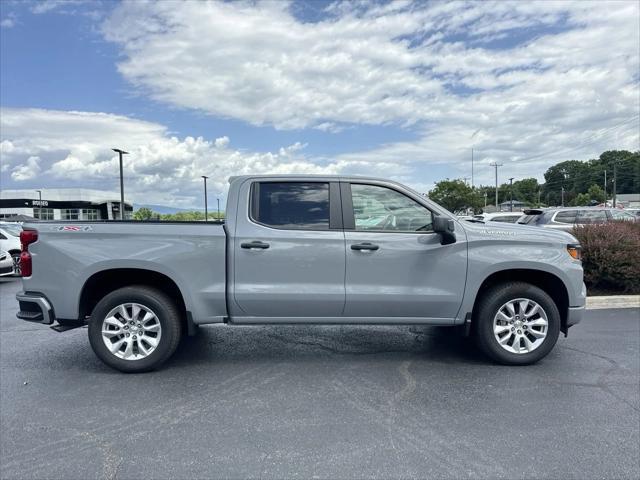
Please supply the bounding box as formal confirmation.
[572,221,640,294]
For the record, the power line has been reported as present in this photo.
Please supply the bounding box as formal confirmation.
[504,116,640,165]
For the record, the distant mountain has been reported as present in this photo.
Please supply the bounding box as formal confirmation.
[133,204,202,215]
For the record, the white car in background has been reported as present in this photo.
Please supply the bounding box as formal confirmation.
[0,250,15,277]
[472,212,524,224]
[0,223,23,275]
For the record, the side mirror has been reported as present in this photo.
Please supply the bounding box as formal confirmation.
[433,216,456,245]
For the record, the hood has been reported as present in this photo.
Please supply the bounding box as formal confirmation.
[458,218,579,244]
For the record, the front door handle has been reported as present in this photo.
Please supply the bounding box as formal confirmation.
[351,242,379,251]
[241,241,270,250]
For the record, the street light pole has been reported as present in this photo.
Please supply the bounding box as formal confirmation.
[201,176,209,221]
[489,162,503,211]
[112,149,129,220]
[217,198,220,220]
[508,178,514,212]
[35,190,42,219]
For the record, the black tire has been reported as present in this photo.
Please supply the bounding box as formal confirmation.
[10,252,20,276]
[473,282,560,365]
[88,286,182,373]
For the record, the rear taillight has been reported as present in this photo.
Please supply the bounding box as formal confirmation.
[19,229,38,277]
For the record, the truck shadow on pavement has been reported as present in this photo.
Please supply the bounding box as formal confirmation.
[167,324,488,369]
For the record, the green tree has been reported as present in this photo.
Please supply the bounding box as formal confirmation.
[570,193,591,206]
[512,178,540,205]
[428,179,483,213]
[587,184,605,203]
[133,207,155,220]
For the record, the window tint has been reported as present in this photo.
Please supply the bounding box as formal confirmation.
[351,184,432,232]
[610,210,635,221]
[554,210,577,224]
[252,182,330,230]
[490,216,519,223]
[577,210,608,224]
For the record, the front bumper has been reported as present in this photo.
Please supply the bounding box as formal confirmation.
[567,305,585,327]
[16,292,55,325]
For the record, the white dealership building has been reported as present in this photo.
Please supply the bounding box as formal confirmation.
[0,189,133,220]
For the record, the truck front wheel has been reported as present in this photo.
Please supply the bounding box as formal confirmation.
[88,286,182,373]
[474,282,560,365]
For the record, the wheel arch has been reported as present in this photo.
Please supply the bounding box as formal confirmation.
[471,269,570,335]
[79,268,190,332]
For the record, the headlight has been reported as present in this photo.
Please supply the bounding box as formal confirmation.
[567,244,582,261]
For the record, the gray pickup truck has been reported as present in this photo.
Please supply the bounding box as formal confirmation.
[16,175,586,372]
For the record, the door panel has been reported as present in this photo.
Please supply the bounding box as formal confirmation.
[344,231,466,318]
[343,182,466,319]
[232,181,346,317]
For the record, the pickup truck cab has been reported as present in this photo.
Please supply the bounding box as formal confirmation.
[16,175,586,372]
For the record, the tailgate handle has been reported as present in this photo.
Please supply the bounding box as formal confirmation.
[241,241,270,250]
[351,242,379,251]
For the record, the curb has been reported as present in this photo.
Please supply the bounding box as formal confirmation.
[586,295,640,310]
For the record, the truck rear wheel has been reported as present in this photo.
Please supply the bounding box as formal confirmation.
[88,286,182,373]
[474,282,560,365]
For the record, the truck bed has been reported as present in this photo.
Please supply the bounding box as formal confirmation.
[21,221,228,324]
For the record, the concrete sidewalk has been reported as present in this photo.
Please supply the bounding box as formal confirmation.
[587,295,639,310]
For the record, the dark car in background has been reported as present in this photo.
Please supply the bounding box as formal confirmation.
[518,207,637,231]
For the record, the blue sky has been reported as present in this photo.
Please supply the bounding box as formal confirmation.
[1,0,638,208]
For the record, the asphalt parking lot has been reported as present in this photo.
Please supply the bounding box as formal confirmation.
[1,277,638,480]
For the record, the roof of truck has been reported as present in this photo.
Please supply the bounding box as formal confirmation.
[228,174,397,184]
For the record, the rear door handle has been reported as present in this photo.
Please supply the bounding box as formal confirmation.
[241,241,270,250]
[351,242,379,251]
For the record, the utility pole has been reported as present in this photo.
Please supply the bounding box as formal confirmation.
[35,190,42,219]
[201,176,209,221]
[489,162,503,211]
[561,186,565,207]
[613,161,617,208]
[471,148,474,188]
[603,170,607,204]
[537,189,541,206]
[112,149,129,220]
[508,178,514,212]
[217,198,220,220]
[484,191,487,209]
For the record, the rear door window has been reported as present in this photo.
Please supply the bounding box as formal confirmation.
[251,182,330,230]
[554,210,578,224]
[577,210,608,224]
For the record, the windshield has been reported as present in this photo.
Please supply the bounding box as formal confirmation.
[1,225,22,236]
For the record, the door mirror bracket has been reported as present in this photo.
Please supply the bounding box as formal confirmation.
[433,216,456,245]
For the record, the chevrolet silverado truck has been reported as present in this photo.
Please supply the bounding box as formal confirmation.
[16,175,586,372]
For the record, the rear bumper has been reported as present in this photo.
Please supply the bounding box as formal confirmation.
[567,305,585,327]
[16,292,55,325]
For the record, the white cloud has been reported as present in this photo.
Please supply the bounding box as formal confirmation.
[214,136,229,148]
[1,108,378,207]
[99,0,639,186]
[11,156,41,181]
[0,13,17,28]
[30,0,86,15]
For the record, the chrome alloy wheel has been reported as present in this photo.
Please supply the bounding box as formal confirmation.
[101,303,162,360]
[493,298,548,354]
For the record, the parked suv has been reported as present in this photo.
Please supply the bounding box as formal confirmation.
[518,207,636,230]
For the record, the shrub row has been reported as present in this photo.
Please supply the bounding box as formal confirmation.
[572,221,640,294]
